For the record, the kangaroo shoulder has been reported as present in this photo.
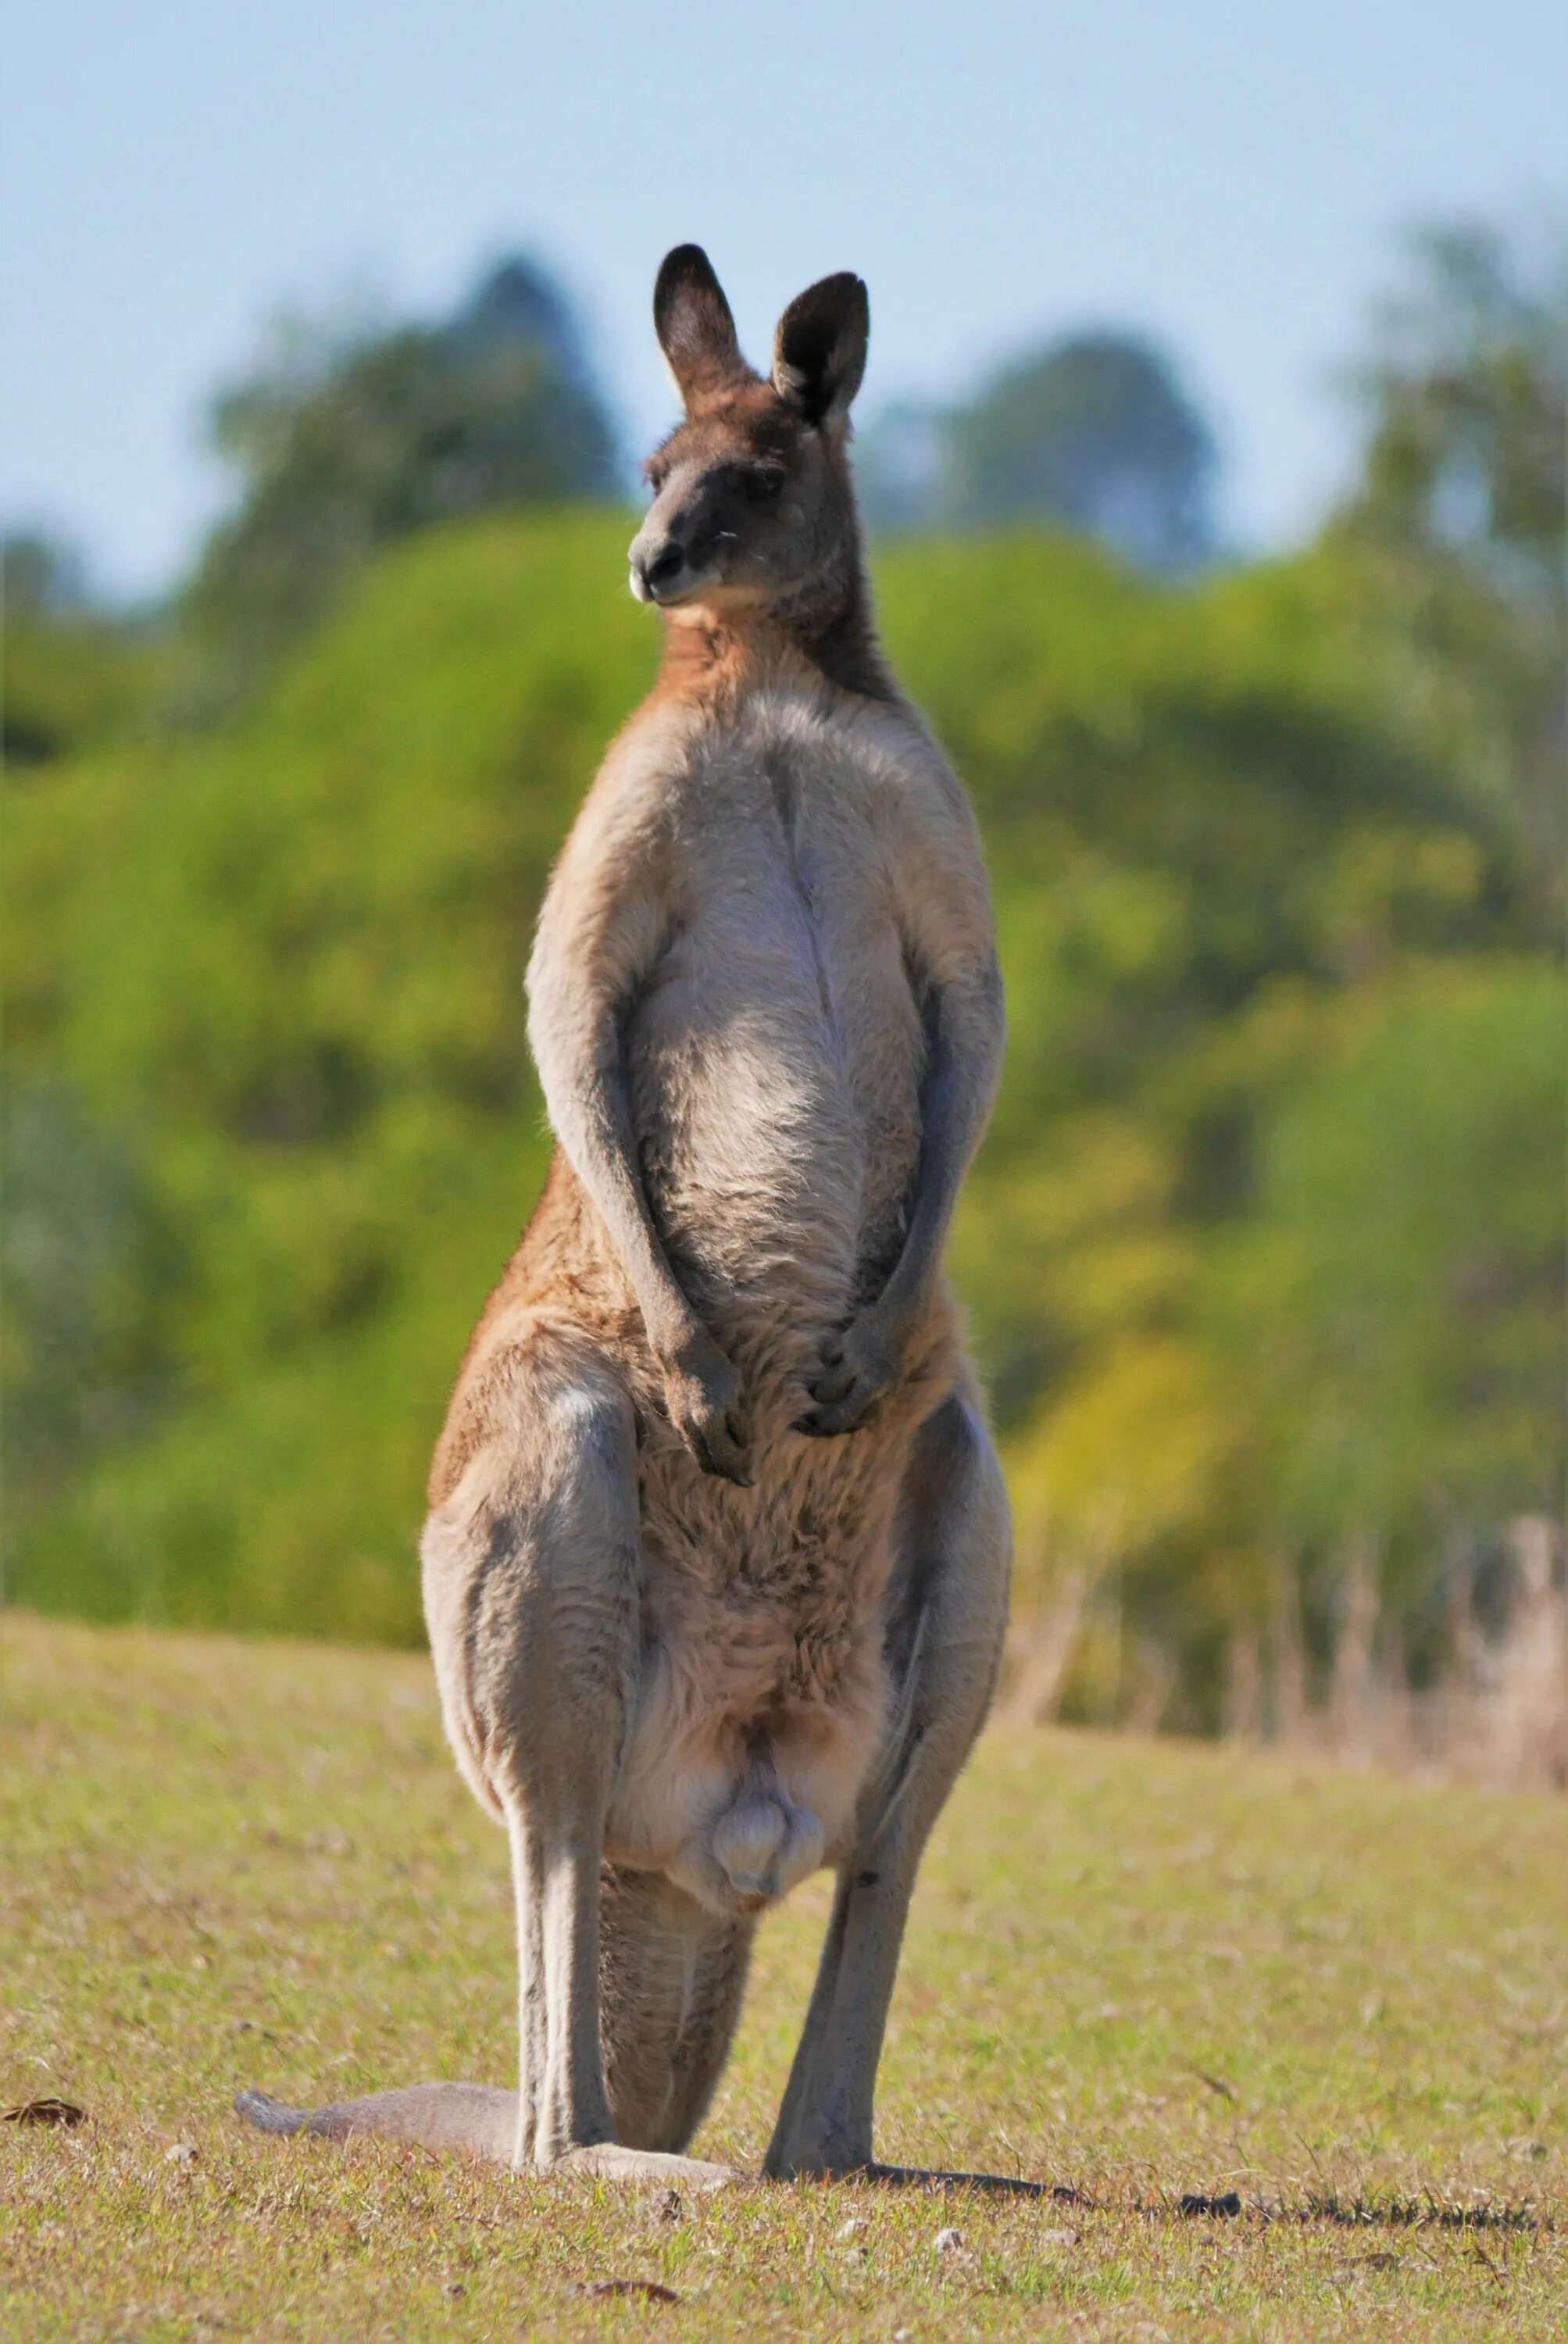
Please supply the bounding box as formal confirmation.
[564,701,702,864]
[530,703,704,1002]
[819,700,995,982]
[845,698,986,867]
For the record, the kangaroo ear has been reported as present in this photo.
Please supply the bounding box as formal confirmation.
[772,273,869,425]
[654,245,745,409]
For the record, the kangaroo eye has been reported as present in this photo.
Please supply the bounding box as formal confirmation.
[742,467,785,504]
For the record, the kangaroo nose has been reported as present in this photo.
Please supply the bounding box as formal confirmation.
[643,541,687,593]
[628,528,693,605]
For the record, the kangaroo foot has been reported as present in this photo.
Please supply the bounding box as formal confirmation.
[553,2142,737,2191]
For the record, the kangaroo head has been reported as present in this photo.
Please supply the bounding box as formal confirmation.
[628,245,869,624]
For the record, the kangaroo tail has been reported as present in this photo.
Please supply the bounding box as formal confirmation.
[234,2088,313,2135]
[235,2080,518,2158]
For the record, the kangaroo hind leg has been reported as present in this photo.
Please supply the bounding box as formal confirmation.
[765,1386,1014,2184]
[429,1344,736,2185]
[598,1865,755,2154]
[239,1336,729,2185]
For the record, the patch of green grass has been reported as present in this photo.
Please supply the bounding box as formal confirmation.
[3,1612,1563,2340]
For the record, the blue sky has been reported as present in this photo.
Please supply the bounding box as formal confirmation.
[5,0,1563,598]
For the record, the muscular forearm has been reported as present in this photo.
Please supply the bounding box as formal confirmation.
[548,1038,751,1481]
[795,959,1002,1441]
[878,963,1004,1327]
[547,1042,700,1362]
[524,802,751,1482]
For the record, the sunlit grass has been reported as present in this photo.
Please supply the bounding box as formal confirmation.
[3,1611,1564,2340]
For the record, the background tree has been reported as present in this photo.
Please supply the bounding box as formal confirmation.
[1200,964,1565,1685]
[183,254,620,704]
[941,331,1216,567]
[1330,219,1567,884]
[859,331,1217,573]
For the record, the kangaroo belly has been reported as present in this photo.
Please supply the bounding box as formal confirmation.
[603,1335,955,1918]
[627,852,924,1363]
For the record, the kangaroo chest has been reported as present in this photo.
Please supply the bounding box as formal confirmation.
[625,709,927,1341]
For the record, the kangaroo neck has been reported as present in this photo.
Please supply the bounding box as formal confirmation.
[652,563,896,713]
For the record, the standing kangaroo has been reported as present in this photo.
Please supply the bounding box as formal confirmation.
[239,247,1011,2189]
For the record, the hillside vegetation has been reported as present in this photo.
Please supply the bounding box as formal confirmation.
[4,1614,1564,2342]
[3,509,1561,1721]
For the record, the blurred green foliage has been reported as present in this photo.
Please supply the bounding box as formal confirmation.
[5,509,1559,1716]
[3,221,1560,1726]
[2,534,173,767]
[1208,967,1563,1624]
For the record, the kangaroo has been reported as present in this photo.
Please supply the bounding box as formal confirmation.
[238,246,1012,2189]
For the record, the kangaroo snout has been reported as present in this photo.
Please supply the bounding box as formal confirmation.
[630,536,690,602]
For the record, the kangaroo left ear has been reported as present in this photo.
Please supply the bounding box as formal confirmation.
[772,273,869,426]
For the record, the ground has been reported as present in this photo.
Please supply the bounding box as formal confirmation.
[2,1613,1564,2342]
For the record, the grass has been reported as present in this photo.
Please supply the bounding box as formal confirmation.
[2,1612,1564,2341]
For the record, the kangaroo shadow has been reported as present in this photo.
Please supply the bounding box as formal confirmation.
[843,2162,1085,2200]
[1154,2188,1546,2234]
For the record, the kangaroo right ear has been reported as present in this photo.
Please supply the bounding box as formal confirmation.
[654,245,745,411]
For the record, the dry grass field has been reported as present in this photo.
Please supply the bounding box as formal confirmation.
[3,1610,1564,2341]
